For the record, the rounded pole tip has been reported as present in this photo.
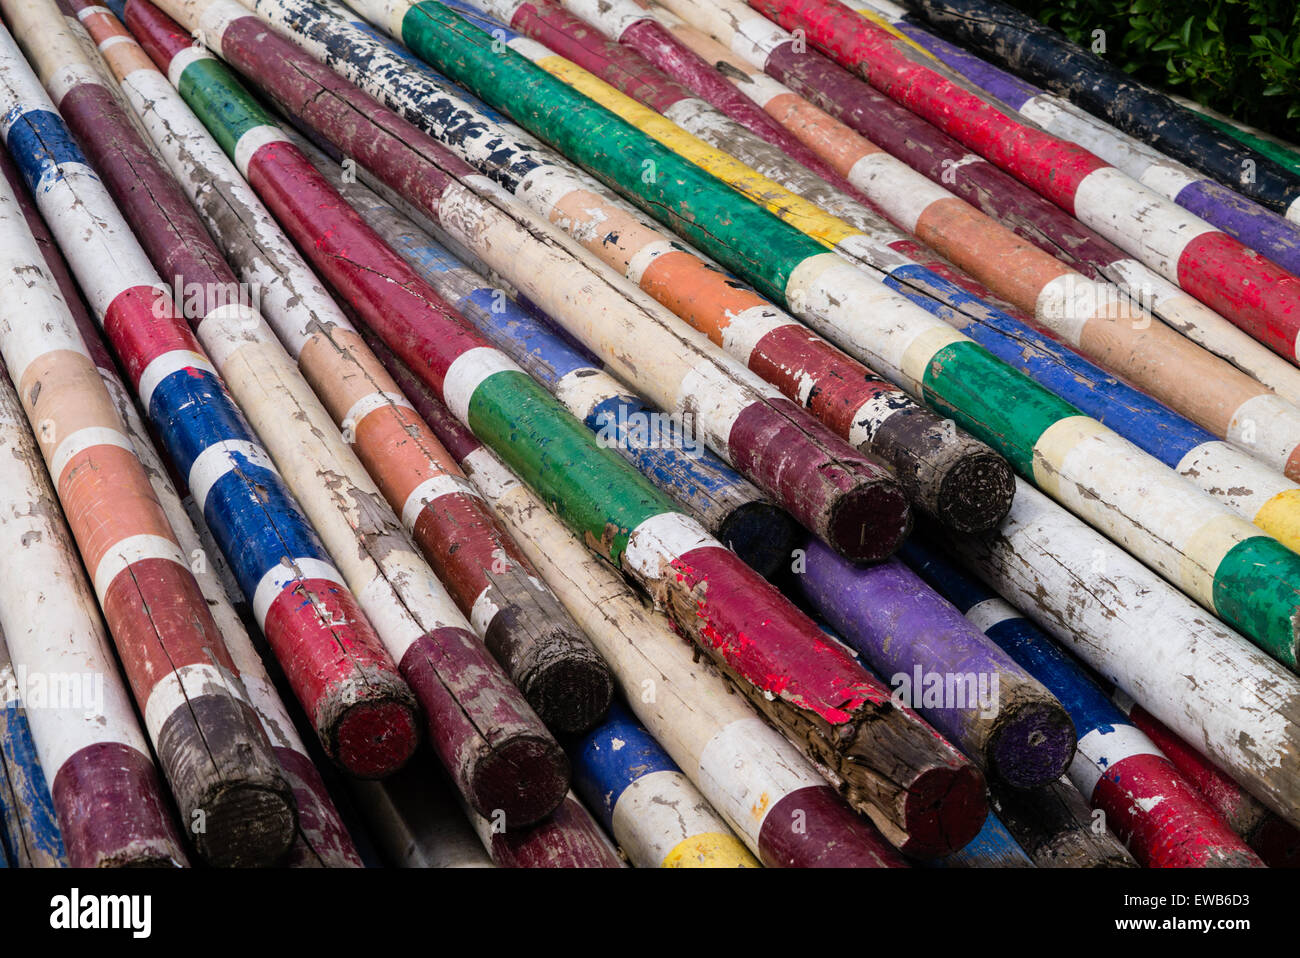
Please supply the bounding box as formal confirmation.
[465,733,571,828]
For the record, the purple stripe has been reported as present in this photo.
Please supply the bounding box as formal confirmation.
[895,20,1039,110]
[1176,179,1300,277]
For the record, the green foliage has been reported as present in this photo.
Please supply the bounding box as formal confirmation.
[1011,0,1299,137]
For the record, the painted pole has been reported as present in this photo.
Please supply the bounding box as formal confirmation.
[79,0,613,735]
[370,334,916,863]
[750,0,1300,366]
[569,701,758,867]
[0,34,304,867]
[0,355,187,868]
[0,630,68,868]
[0,136,360,869]
[1111,690,1300,869]
[127,0,987,855]
[339,0,1300,674]
[247,0,1014,536]
[350,760,495,867]
[294,0,1300,558]
[654,0,1300,419]
[302,141,799,576]
[895,0,1300,220]
[929,813,1032,868]
[146,0,919,566]
[947,477,1300,831]
[0,21,419,786]
[902,535,1266,867]
[856,0,1300,282]
[467,791,625,867]
[988,778,1138,868]
[1170,95,1300,178]
[799,537,1075,789]
[21,0,573,830]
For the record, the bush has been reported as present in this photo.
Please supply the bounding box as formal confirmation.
[1009,0,1299,138]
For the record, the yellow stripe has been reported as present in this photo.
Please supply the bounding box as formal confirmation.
[534,53,861,248]
[660,832,759,867]
[1254,488,1300,555]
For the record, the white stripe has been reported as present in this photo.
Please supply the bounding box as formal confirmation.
[624,511,714,580]
[137,349,215,412]
[1070,723,1163,798]
[564,0,648,39]
[720,305,798,367]
[45,63,101,108]
[252,557,347,629]
[461,446,521,504]
[195,304,274,370]
[167,45,215,88]
[341,390,416,435]
[1033,273,1126,345]
[48,426,134,485]
[187,439,280,515]
[233,124,290,179]
[845,391,904,449]
[1175,440,1296,520]
[963,596,1021,633]
[95,35,134,53]
[553,366,616,421]
[442,346,518,424]
[845,152,949,234]
[696,716,821,836]
[1227,392,1300,473]
[677,360,778,456]
[400,472,482,532]
[91,533,186,600]
[624,239,680,287]
[76,4,113,20]
[610,769,729,868]
[141,661,247,742]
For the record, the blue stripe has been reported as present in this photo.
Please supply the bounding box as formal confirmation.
[884,263,1209,466]
[902,537,1127,740]
[146,368,333,598]
[0,704,68,867]
[568,700,678,831]
[4,109,91,192]
[434,0,519,40]
[930,810,1032,867]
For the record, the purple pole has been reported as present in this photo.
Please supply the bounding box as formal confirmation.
[799,537,1075,788]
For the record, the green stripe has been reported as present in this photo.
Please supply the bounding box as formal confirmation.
[176,57,279,157]
[400,1,819,305]
[920,340,1077,477]
[1213,536,1300,668]
[1196,113,1300,177]
[467,370,678,565]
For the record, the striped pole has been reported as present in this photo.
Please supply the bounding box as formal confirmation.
[312,0,1300,554]
[0,33,302,866]
[989,778,1138,869]
[653,0,1300,423]
[750,0,1300,366]
[149,0,919,566]
[929,814,1031,868]
[372,335,916,863]
[79,0,614,735]
[949,477,1300,831]
[127,0,988,854]
[248,0,1014,536]
[350,760,495,867]
[467,791,624,867]
[0,356,187,867]
[569,702,757,867]
[340,0,1300,674]
[1170,95,1300,178]
[902,535,1266,867]
[20,0,568,825]
[1111,691,1300,870]
[896,0,1300,221]
[798,537,1075,789]
[303,144,798,576]
[857,0,1300,282]
[0,137,360,869]
[0,630,68,868]
[0,21,419,786]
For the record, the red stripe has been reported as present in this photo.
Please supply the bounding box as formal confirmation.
[1177,230,1300,354]
[103,286,200,387]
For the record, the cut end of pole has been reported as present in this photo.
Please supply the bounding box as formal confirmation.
[824,479,912,563]
[323,677,422,779]
[897,763,988,858]
[465,733,571,828]
[935,449,1016,534]
[191,782,299,868]
[716,499,802,579]
[520,645,615,735]
[987,700,1077,789]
